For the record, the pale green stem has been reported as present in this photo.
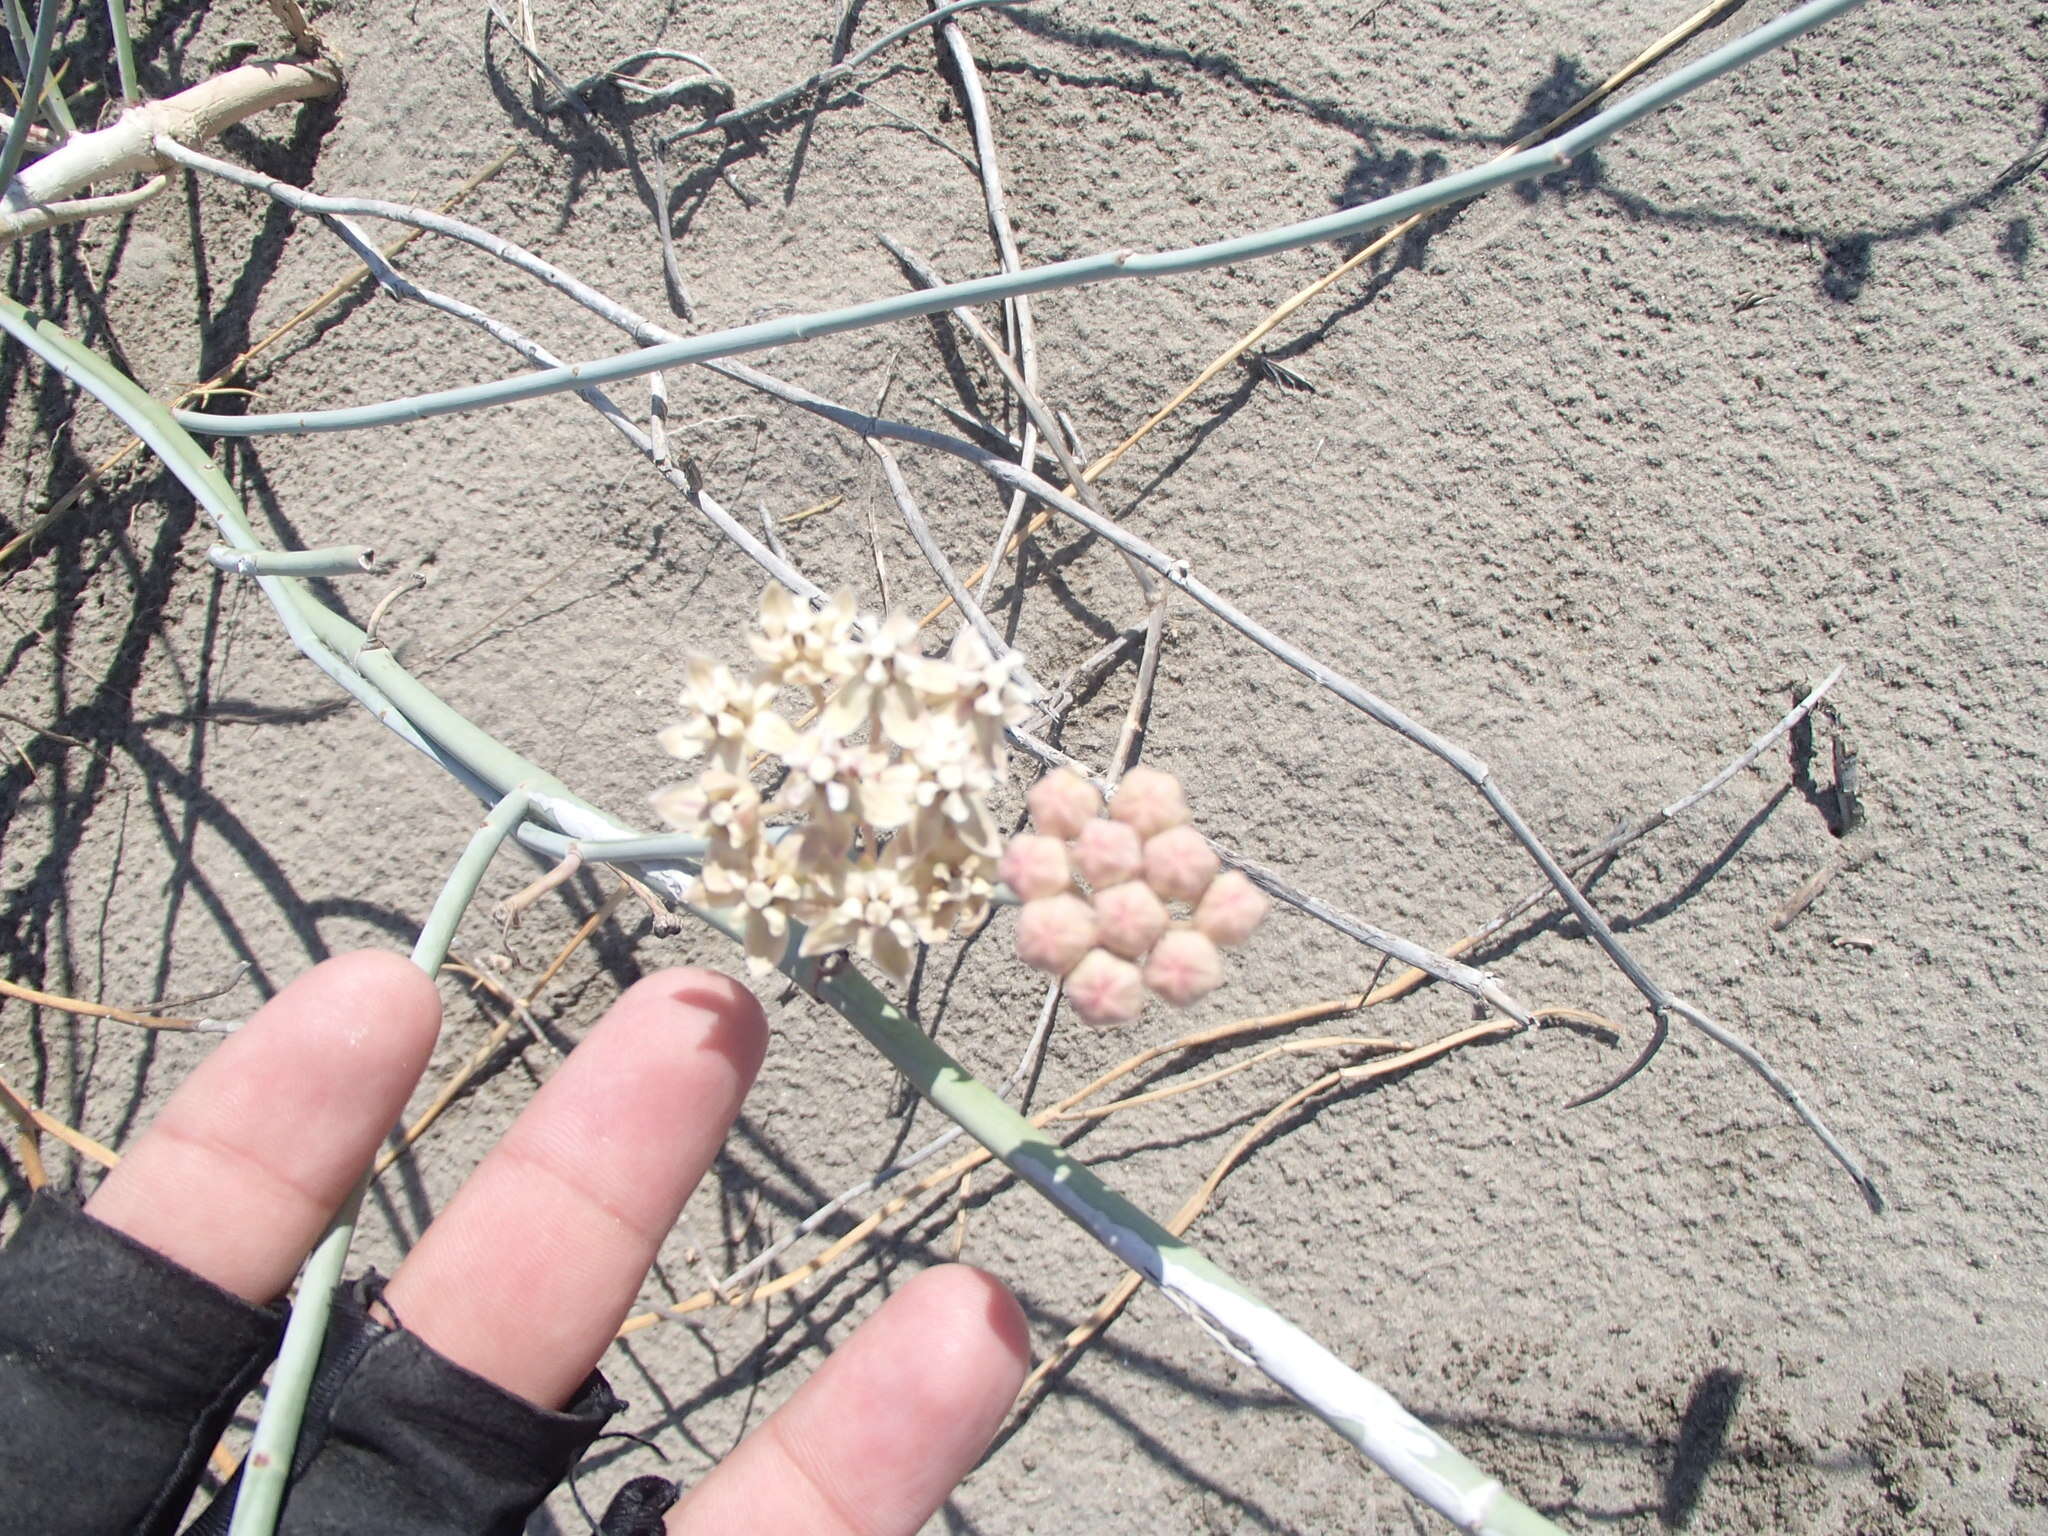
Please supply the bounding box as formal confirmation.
[105,0,136,102]
[170,0,1867,440]
[206,543,375,577]
[798,945,1566,1535]
[0,0,57,190]
[226,786,532,1536]
[1,0,27,69]
[2,297,1565,1535]
[519,827,710,863]
[408,788,534,975]
[2,0,72,136]
[510,823,1023,904]
[0,297,500,803]
[145,139,1538,1025]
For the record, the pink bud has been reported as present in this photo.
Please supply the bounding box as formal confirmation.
[1193,870,1270,947]
[1091,881,1169,959]
[1072,817,1143,888]
[1026,767,1102,840]
[1109,765,1190,839]
[1065,948,1146,1026]
[1015,894,1098,976]
[1143,825,1220,903]
[999,834,1073,901]
[1144,928,1224,1008]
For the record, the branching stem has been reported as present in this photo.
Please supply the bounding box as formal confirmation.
[1,299,1563,1535]
[657,0,1034,143]
[169,0,1869,438]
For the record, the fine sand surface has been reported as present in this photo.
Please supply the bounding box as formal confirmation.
[2,1,2043,1530]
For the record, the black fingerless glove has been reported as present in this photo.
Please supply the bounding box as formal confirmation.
[0,1195,622,1536]
[183,1273,622,1536]
[0,1193,283,1536]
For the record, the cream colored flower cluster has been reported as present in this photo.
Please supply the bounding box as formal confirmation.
[1001,765,1271,1026]
[652,586,1033,982]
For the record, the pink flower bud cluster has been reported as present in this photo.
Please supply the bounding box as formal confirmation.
[1003,766,1270,1026]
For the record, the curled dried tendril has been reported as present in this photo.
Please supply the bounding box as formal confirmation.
[652,586,1034,982]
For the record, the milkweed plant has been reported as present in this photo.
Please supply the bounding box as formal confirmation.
[651,587,1268,1002]
[0,0,1885,1529]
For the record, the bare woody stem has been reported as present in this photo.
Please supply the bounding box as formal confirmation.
[0,57,340,242]
[721,386,1876,1204]
[933,5,1044,608]
[164,0,1872,438]
[150,133,1874,1197]
[139,141,1564,1028]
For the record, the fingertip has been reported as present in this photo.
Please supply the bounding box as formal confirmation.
[313,947,439,1000]
[614,966,768,1084]
[289,949,443,1055]
[378,968,768,1407]
[901,1264,1030,1389]
[670,1262,1029,1533]
[84,948,443,1302]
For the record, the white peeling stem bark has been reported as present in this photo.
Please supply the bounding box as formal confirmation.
[0,58,340,243]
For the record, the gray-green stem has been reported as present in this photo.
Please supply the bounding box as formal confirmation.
[169,0,1869,439]
[0,0,59,191]
[226,786,531,1536]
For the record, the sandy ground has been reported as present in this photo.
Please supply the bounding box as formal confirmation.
[2,0,2044,1530]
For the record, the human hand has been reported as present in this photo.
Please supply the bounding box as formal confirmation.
[13,951,1027,1534]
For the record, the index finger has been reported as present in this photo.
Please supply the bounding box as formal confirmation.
[84,951,442,1303]
[380,967,767,1410]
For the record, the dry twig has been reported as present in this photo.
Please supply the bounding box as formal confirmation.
[1017,1017,1525,1406]
[906,0,1758,632]
[0,1068,119,1171]
[615,984,1432,1336]
[0,974,201,1031]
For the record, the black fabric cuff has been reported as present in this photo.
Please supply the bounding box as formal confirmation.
[184,1274,621,1536]
[0,1191,286,1536]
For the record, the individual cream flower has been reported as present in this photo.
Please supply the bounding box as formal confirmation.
[657,657,796,769]
[928,627,1035,763]
[899,833,996,941]
[750,585,858,689]
[650,768,762,848]
[908,714,1001,855]
[693,833,807,975]
[778,736,919,840]
[823,609,927,748]
[800,855,923,982]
